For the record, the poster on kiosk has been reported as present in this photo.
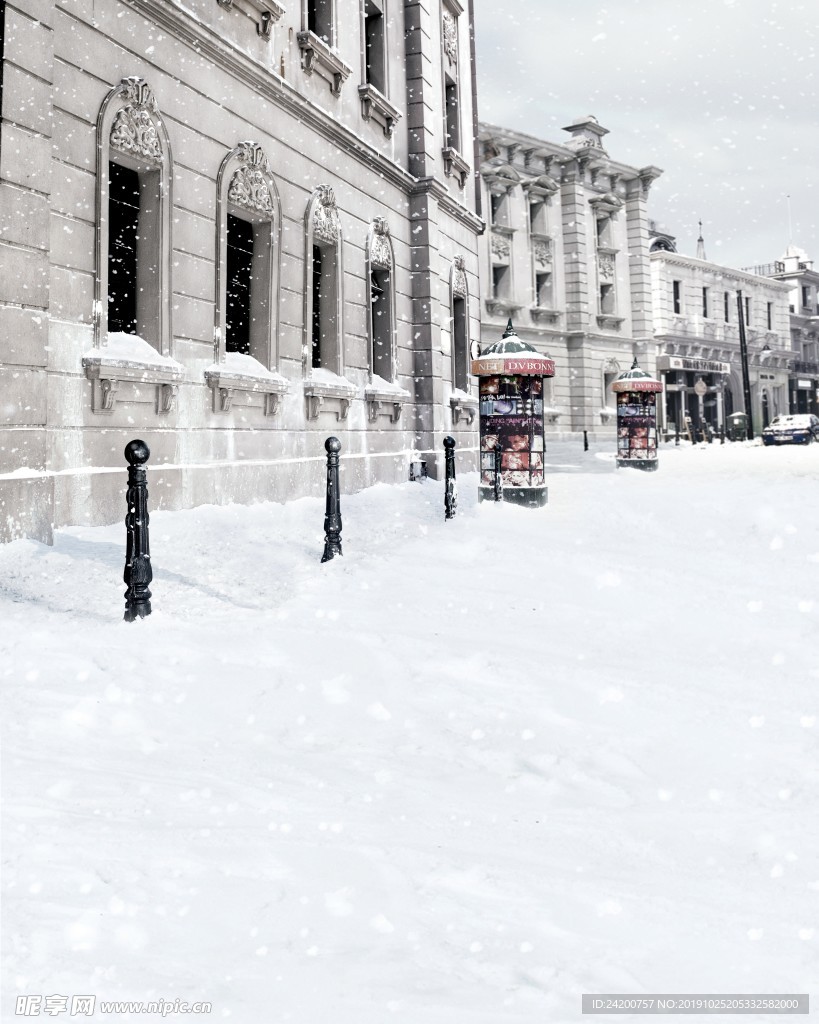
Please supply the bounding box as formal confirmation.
[610,359,664,471]
[471,321,556,506]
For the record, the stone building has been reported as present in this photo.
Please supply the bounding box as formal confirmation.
[477,117,661,435]
[741,246,819,417]
[649,226,792,434]
[0,0,482,543]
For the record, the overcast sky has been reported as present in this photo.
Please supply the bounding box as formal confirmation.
[471,0,818,270]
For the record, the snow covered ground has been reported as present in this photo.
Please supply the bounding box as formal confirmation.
[2,439,818,1022]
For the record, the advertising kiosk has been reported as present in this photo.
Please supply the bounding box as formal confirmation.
[611,359,663,471]
[471,321,556,506]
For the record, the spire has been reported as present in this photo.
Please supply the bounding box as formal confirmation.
[502,318,517,338]
[696,220,706,261]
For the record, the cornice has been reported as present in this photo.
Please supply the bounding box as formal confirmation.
[123,0,480,232]
[650,251,792,291]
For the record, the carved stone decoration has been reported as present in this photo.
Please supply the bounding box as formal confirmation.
[219,387,233,412]
[313,184,340,244]
[157,382,178,414]
[110,79,162,162]
[598,252,616,280]
[491,233,510,262]
[452,254,467,298]
[443,11,458,65]
[370,217,392,270]
[228,142,274,215]
[100,378,120,412]
[534,240,552,266]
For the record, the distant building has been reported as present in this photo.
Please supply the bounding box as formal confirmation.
[0,0,482,543]
[477,117,662,435]
[742,246,819,417]
[650,225,792,435]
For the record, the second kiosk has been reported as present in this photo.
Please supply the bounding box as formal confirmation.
[611,358,664,471]
[471,321,556,506]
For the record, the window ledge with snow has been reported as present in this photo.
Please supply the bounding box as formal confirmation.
[304,369,357,420]
[596,314,626,330]
[296,30,351,95]
[364,377,411,423]
[204,353,290,415]
[485,298,523,319]
[530,306,561,324]
[450,388,478,426]
[216,0,284,39]
[358,84,402,138]
[542,406,562,424]
[442,147,470,189]
[82,333,184,414]
[600,406,617,424]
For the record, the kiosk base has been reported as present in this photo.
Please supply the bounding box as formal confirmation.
[616,459,658,471]
[479,485,548,507]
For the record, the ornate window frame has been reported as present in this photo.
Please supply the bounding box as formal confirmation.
[440,0,470,188]
[363,217,408,422]
[205,141,288,415]
[303,184,356,420]
[449,253,477,425]
[83,77,181,414]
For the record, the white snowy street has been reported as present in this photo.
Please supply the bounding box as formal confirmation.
[2,439,818,1022]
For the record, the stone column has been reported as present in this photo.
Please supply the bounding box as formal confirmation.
[0,0,55,542]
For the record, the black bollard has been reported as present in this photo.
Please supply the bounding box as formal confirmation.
[675,421,680,446]
[444,435,457,520]
[123,439,152,622]
[720,425,725,445]
[321,436,343,562]
[493,442,503,502]
[583,430,589,452]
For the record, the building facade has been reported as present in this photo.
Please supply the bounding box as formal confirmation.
[742,246,819,417]
[0,0,482,543]
[649,228,792,435]
[477,117,661,435]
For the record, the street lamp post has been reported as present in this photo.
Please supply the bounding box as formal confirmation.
[736,290,754,441]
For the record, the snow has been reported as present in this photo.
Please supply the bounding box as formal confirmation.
[205,352,288,386]
[84,333,184,372]
[2,440,818,1022]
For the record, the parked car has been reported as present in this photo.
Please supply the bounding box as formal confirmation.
[762,414,819,445]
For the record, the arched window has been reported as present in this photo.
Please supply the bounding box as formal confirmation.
[214,142,281,369]
[94,77,172,355]
[366,217,395,382]
[450,253,469,392]
[303,184,343,377]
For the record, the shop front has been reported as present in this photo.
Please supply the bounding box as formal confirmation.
[656,355,732,436]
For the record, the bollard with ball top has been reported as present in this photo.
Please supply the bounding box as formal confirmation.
[123,439,152,621]
[321,436,343,562]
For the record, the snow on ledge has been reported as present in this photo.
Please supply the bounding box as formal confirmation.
[84,332,184,372]
[204,352,288,389]
[364,374,411,400]
[304,368,357,395]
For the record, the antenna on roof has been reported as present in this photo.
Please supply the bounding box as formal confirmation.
[786,194,793,245]
[696,220,706,261]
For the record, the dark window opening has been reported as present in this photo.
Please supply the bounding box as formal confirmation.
[744,296,751,325]
[724,291,730,322]
[672,279,682,315]
[702,287,709,318]
[107,161,140,335]
[535,271,552,307]
[600,283,615,315]
[364,0,385,93]
[312,244,323,368]
[490,192,504,225]
[370,267,392,380]
[453,294,467,391]
[226,214,254,355]
[802,285,810,308]
[492,265,509,300]
[307,0,332,42]
[529,201,545,233]
[767,302,773,330]
[445,79,460,151]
